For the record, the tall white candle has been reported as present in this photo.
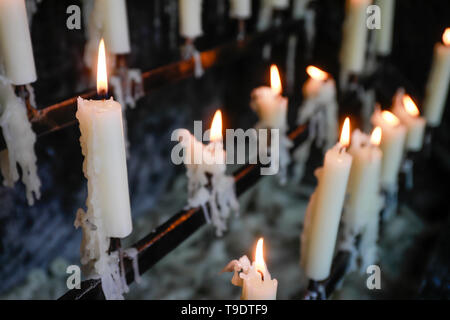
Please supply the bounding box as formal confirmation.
[272,0,289,10]
[0,0,37,85]
[230,0,252,19]
[301,118,352,281]
[179,0,203,39]
[374,0,396,56]
[293,0,312,20]
[257,0,274,32]
[100,0,131,54]
[76,39,132,238]
[344,128,382,234]
[423,28,450,127]
[392,93,426,152]
[371,109,406,190]
[340,0,372,74]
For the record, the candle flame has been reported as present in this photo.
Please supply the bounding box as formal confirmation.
[306,65,328,81]
[97,39,108,96]
[270,65,282,95]
[371,127,382,146]
[340,117,350,148]
[210,110,223,142]
[381,110,400,126]
[443,28,450,46]
[255,238,266,275]
[402,95,420,117]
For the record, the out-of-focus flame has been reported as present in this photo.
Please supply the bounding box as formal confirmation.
[270,65,282,95]
[443,28,450,46]
[402,95,420,117]
[97,39,108,96]
[255,238,266,276]
[306,65,328,81]
[210,110,223,142]
[371,127,382,146]
[381,111,400,126]
[340,117,350,148]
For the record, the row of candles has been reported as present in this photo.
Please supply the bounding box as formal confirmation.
[0,0,449,299]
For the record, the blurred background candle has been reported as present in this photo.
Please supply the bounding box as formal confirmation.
[423,28,450,127]
[374,0,396,56]
[100,0,131,54]
[371,110,406,191]
[301,118,352,281]
[303,66,333,99]
[392,94,426,152]
[0,0,37,85]
[179,0,203,39]
[76,39,132,238]
[272,0,289,10]
[230,0,252,19]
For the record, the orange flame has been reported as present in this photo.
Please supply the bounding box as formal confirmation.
[306,65,328,81]
[270,65,282,95]
[210,110,223,142]
[371,127,382,146]
[255,238,266,276]
[340,117,350,148]
[97,39,108,96]
[381,111,400,126]
[402,95,420,117]
[443,28,450,46]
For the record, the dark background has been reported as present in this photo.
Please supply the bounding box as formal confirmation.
[0,0,449,299]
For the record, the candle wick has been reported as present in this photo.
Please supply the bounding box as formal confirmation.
[339,146,347,154]
[257,270,265,281]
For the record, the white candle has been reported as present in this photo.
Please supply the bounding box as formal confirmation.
[76,39,132,238]
[179,0,203,39]
[302,66,335,100]
[272,0,289,10]
[424,28,450,127]
[301,118,352,281]
[0,0,37,85]
[230,0,252,20]
[392,93,426,152]
[99,0,131,54]
[224,238,278,300]
[344,128,382,233]
[293,0,312,20]
[340,0,372,74]
[250,65,288,129]
[371,109,406,190]
[374,0,396,56]
[257,0,274,32]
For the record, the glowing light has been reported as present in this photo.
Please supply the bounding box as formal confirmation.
[97,39,108,96]
[255,238,266,276]
[381,111,400,126]
[371,127,382,146]
[402,95,420,117]
[443,28,450,46]
[270,65,282,95]
[340,117,350,148]
[210,110,223,142]
[306,65,328,81]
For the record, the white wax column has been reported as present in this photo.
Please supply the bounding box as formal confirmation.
[250,87,288,129]
[304,144,352,281]
[340,0,372,74]
[272,0,289,10]
[230,0,252,19]
[100,0,131,54]
[374,0,396,56]
[179,0,203,39]
[293,0,311,20]
[241,263,278,300]
[345,130,382,232]
[0,0,37,85]
[392,98,426,152]
[257,0,274,32]
[371,110,406,190]
[423,40,450,127]
[76,97,132,238]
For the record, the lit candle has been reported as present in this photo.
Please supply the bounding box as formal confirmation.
[250,65,288,129]
[100,0,131,54]
[301,118,353,281]
[392,93,426,152]
[0,0,37,85]
[76,39,132,238]
[223,238,278,300]
[230,0,252,19]
[423,28,450,127]
[371,109,406,190]
[272,0,290,10]
[374,0,396,56]
[344,127,382,234]
[179,0,203,39]
[303,66,335,100]
[340,0,371,75]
